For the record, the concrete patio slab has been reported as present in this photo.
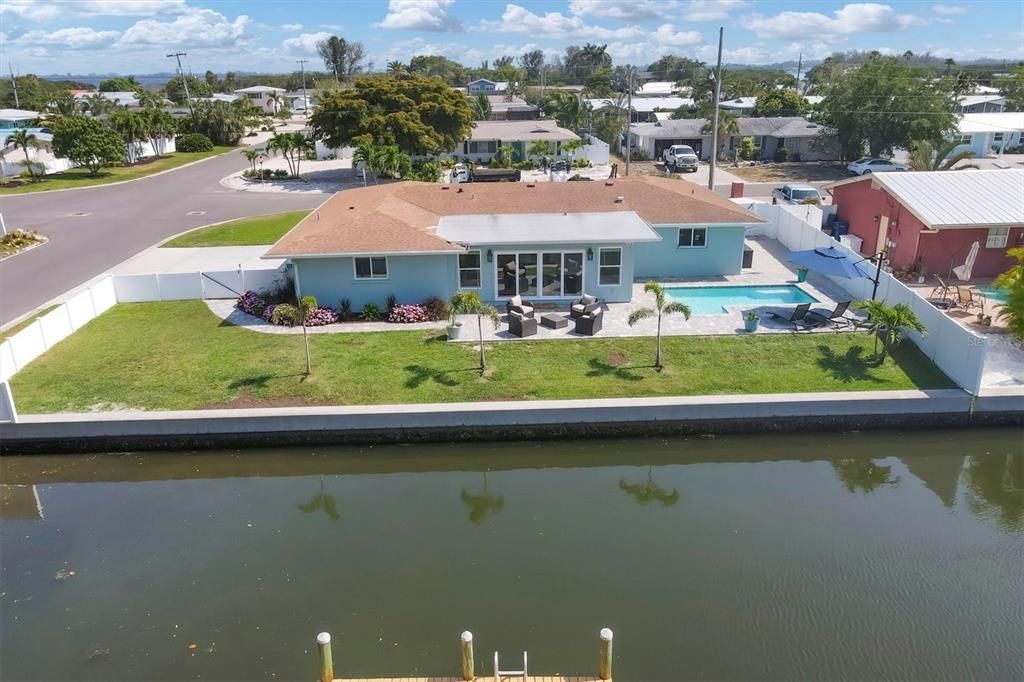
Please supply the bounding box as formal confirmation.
[112,246,285,274]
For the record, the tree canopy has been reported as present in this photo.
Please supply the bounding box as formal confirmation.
[51,116,124,175]
[998,64,1024,111]
[751,89,808,117]
[815,55,957,158]
[408,55,468,86]
[99,76,140,92]
[164,75,212,104]
[310,75,474,155]
[316,35,366,82]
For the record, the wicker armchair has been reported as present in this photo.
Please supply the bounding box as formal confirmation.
[509,310,538,337]
[574,308,603,336]
[570,294,600,319]
[505,294,535,318]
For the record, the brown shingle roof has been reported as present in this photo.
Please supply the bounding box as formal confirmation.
[266,175,764,257]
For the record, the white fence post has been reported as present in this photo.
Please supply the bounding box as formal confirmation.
[0,381,17,423]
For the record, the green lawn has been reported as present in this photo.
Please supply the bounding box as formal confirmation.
[0,147,235,195]
[162,211,310,247]
[0,305,59,342]
[9,301,955,414]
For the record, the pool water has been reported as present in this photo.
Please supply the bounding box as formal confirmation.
[666,284,818,315]
[979,286,1007,304]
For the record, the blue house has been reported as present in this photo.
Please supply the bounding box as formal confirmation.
[949,112,1024,158]
[264,177,763,309]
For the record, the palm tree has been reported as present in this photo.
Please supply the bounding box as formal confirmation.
[352,140,379,184]
[832,458,900,493]
[527,140,551,159]
[109,110,150,165]
[618,465,680,507]
[268,132,315,177]
[627,281,692,370]
[543,91,591,132]
[447,291,499,373]
[386,60,408,78]
[460,472,504,523]
[242,149,262,175]
[82,93,114,117]
[701,109,740,159]
[943,57,956,75]
[297,476,340,520]
[562,138,585,165]
[993,247,1024,342]
[5,129,41,181]
[135,89,164,109]
[853,300,926,363]
[374,144,410,179]
[45,93,80,119]
[267,92,284,114]
[143,109,177,156]
[495,144,516,168]
[472,92,491,121]
[908,139,977,171]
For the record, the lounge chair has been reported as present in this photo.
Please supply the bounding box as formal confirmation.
[508,310,537,337]
[505,294,535,318]
[574,308,603,336]
[929,275,953,303]
[767,302,812,324]
[956,286,986,311]
[806,300,854,328]
[570,293,601,319]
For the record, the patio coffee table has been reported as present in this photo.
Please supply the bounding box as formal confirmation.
[540,313,569,329]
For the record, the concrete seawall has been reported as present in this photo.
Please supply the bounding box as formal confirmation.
[2,389,1021,454]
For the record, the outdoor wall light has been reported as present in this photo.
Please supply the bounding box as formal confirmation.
[587,248,594,261]
[486,249,493,262]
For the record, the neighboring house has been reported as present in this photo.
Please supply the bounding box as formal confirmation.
[194,93,239,104]
[284,90,319,112]
[630,116,838,161]
[454,119,579,163]
[74,90,141,108]
[0,127,176,177]
[827,169,1024,279]
[263,176,764,309]
[948,112,1024,157]
[0,108,40,130]
[485,95,539,121]
[232,86,287,114]
[467,79,508,94]
[636,81,683,97]
[718,97,757,114]
[956,94,1006,114]
[587,96,692,123]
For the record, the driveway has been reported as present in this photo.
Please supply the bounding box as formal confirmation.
[0,147,324,325]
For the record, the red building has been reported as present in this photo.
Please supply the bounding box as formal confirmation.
[827,170,1024,279]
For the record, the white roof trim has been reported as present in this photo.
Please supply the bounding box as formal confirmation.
[437,211,663,245]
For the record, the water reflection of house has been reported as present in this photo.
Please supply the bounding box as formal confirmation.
[899,456,965,508]
[0,484,44,520]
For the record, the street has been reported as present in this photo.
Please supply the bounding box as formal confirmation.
[0,148,324,325]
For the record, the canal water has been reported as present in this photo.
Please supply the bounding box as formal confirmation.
[1,429,1022,681]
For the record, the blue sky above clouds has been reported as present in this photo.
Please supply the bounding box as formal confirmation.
[1,0,1022,75]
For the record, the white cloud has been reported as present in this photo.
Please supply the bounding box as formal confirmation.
[932,5,967,14]
[281,23,303,31]
[377,0,462,32]
[282,31,330,55]
[12,26,120,49]
[0,0,186,21]
[319,23,343,30]
[680,0,749,22]
[481,3,646,40]
[116,7,250,47]
[740,3,924,39]
[567,0,671,21]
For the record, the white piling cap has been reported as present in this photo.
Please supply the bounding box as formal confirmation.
[317,632,331,645]
[600,628,613,641]
[461,630,473,643]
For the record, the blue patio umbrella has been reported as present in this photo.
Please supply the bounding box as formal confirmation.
[789,246,876,279]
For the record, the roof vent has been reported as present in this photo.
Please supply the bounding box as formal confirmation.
[605,181,614,186]
[457,187,463,193]
[614,196,624,203]
[526,182,536,187]
[348,206,354,210]
[442,185,450,190]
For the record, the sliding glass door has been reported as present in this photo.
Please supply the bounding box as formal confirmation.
[494,251,585,299]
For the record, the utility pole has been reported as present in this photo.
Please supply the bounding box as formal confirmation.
[167,52,195,121]
[707,26,723,191]
[8,63,19,108]
[625,65,633,176]
[296,59,309,118]
[795,52,803,94]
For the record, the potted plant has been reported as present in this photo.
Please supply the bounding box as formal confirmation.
[796,267,809,283]
[744,311,760,332]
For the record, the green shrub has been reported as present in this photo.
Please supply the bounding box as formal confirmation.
[422,296,447,321]
[338,298,353,321]
[360,303,384,321]
[270,303,301,326]
[272,169,289,178]
[773,146,790,162]
[177,133,214,153]
[738,137,756,161]
[572,158,592,168]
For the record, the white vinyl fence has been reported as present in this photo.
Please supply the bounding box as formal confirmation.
[751,203,989,394]
[0,266,286,387]
[581,135,610,165]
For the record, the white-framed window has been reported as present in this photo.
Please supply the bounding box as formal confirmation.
[459,250,481,288]
[950,134,972,145]
[354,256,388,280]
[677,227,708,248]
[468,141,498,155]
[994,132,1005,142]
[598,247,622,286]
[985,227,1009,249]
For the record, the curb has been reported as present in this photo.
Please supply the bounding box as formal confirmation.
[0,234,49,263]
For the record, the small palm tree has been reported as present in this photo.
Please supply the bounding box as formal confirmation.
[375,144,411,179]
[267,92,284,114]
[495,144,516,168]
[5,130,41,181]
[447,291,499,373]
[242,149,262,174]
[701,110,740,158]
[854,300,926,363]
[352,140,378,183]
[908,139,977,171]
[527,140,551,158]
[472,92,491,121]
[627,281,691,370]
[562,138,585,165]
[386,60,408,79]
[993,247,1024,342]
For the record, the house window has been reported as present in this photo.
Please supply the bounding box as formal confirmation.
[459,251,481,288]
[598,248,622,286]
[985,227,1009,249]
[354,256,388,280]
[994,133,1005,142]
[468,141,497,155]
[677,227,708,248]
[950,134,972,145]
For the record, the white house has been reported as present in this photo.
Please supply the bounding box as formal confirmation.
[1,126,176,177]
[956,94,1006,114]
[717,97,757,113]
[949,112,1024,157]
[467,79,508,95]
[194,93,239,104]
[233,86,287,114]
[0,108,40,130]
[630,116,837,161]
[635,81,683,97]
[587,96,692,123]
[74,91,141,108]
[454,119,579,163]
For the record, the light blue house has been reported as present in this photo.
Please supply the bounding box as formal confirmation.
[265,177,763,309]
[948,112,1024,158]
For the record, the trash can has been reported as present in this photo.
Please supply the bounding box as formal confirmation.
[730,181,744,198]
[742,246,754,269]
[831,220,849,241]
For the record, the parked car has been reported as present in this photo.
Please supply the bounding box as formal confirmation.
[450,163,470,183]
[771,183,825,205]
[662,144,699,172]
[847,158,907,175]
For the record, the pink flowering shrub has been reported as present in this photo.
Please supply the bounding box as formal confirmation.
[236,290,267,317]
[305,306,338,326]
[388,303,429,323]
[262,303,278,322]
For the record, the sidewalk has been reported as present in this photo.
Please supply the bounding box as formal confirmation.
[110,246,284,275]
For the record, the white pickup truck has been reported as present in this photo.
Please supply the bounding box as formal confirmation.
[771,183,824,205]
[662,145,699,173]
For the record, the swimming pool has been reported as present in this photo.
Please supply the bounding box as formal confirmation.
[666,284,818,315]
[978,286,1007,304]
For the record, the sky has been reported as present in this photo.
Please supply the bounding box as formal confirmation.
[1,0,1022,77]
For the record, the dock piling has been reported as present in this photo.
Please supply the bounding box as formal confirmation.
[317,632,334,682]
[460,630,474,681]
[599,627,613,680]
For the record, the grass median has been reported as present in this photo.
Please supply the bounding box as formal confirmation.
[8,301,955,414]
[162,210,310,247]
[0,147,235,195]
